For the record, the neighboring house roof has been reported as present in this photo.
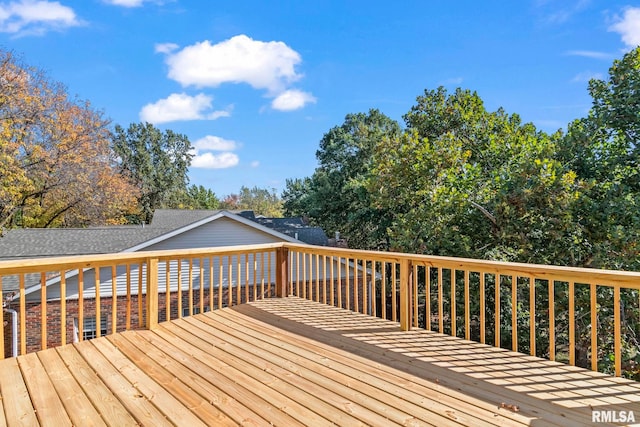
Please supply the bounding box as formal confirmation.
[0,209,328,295]
[253,217,328,246]
[0,209,327,261]
[0,209,223,260]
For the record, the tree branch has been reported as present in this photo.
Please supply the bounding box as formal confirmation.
[470,201,497,227]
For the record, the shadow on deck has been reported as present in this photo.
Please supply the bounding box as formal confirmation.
[0,297,638,426]
[241,298,640,426]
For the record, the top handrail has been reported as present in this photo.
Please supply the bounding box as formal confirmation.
[282,242,640,287]
[0,242,286,274]
[2,241,640,287]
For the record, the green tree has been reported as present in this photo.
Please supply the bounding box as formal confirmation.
[111,122,193,223]
[561,47,640,270]
[179,185,219,210]
[283,109,402,249]
[370,87,583,265]
[558,48,640,377]
[222,186,283,217]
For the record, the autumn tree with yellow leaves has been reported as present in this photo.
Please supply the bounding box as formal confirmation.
[0,50,139,229]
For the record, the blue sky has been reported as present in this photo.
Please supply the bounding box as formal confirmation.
[1,1,638,197]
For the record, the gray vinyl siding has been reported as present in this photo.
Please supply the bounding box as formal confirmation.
[30,253,361,302]
[19,218,360,302]
[143,217,283,251]
[31,253,277,301]
[27,217,284,302]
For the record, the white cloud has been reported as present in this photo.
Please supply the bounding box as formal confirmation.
[162,34,302,94]
[609,7,640,49]
[271,89,316,111]
[190,135,241,169]
[440,77,464,85]
[154,42,179,54]
[191,152,239,169]
[193,135,238,151]
[250,161,260,168]
[139,92,230,124]
[102,0,158,6]
[535,0,590,24]
[565,50,612,60]
[0,0,81,35]
[571,71,603,83]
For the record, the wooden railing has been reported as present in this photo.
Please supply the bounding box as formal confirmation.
[0,243,282,357]
[284,243,640,378]
[1,242,639,378]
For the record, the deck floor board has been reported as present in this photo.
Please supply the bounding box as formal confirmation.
[0,297,638,426]
[36,348,107,427]
[0,356,40,427]
[54,345,139,427]
[179,312,433,426]
[150,323,310,427]
[203,306,508,427]
[18,352,72,426]
[212,306,525,427]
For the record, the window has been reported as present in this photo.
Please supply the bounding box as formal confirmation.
[73,316,107,341]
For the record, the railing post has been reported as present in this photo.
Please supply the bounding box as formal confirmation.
[399,259,412,331]
[276,247,289,298]
[146,257,158,329]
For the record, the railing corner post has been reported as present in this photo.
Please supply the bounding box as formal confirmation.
[276,247,290,298]
[399,259,412,331]
[146,256,159,330]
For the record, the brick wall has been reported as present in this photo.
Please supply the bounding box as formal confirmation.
[4,283,276,357]
[2,278,397,358]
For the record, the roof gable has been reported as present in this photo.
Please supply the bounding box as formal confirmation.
[0,209,326,263]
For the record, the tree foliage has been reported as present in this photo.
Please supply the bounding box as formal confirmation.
[371,88,584,265]
[178,185,219,210]
[221,186,283,217]
[111,122,193,223]
[284,48,640,377]
[560,47,640,270]
[283,109,402,249]
[0,50,138,229]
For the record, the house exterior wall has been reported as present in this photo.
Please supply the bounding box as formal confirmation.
[28,217,288,302]
[6,283,276,357]
[4,275,384,357]
[28,249,354,304]
[32,255,278,302]
[143,216,284,250]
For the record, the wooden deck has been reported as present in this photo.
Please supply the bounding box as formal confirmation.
[0,297,638,426]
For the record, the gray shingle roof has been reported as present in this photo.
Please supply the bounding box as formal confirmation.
[0,209,329,261]
[0,209,329,294]
[0,209,225,260]
[254,217,328,246]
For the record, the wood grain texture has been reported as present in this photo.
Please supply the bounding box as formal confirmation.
[0,297,637,426]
